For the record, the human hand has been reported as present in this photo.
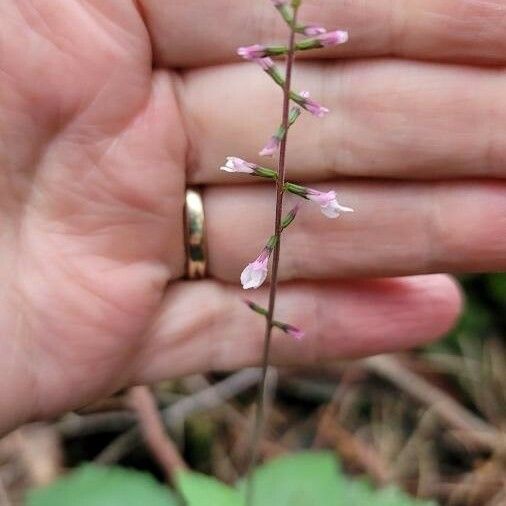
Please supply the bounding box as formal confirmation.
[2,0,504,434]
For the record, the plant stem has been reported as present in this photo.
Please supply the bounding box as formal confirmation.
[245,8,299,506]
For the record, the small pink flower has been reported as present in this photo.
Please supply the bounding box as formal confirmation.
[220,157,256,174]
[316,30,349,47]
[259,136,280,157]
[306,189,354,218]
[237,44,267,60]
[284,324,305,340]
[303,24,327,36]
[299,91,329,117]
[255,57,275,72]
[241,248,271,289]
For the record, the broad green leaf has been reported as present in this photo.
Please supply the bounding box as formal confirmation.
[27,465,179,506]
[344,480,437,506]
[240,451,343,505]
[177,471,244,506]
[240,452,436,506]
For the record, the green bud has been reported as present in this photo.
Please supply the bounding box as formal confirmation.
[281,205,300,230]
[266,235,279,250]
[278,5,295,25]
[284,182,308,198]
[244,300,268,317]
[264,45,289,57]
[253,166,278,180]
[295,38,321,51]
[288,107,301,126]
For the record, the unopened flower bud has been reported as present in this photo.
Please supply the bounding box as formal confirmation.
[259,136,280,157]
[237,44,268,60]
[292,90,329,117]
[243,300,305,340]
[301,24,326,36]
[279,323,305,340]
[237,44,288,61]
[259,107,301,157]
[296,30,348,52]
[281,203,300,230]
[255,57,275,72]
[316,30,349,47]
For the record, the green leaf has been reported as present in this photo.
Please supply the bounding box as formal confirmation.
[240,452,436,506]
[241,451,343,505]
[176,471,244,506]
[345,480,438,506]
[27,465,179,506]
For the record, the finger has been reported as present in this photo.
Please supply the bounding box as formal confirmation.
[204,180,506,280]
[133,275,462,382]
[181,60,506,183]
[140,0,506,67]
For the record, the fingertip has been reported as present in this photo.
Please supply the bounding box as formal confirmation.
[406,274,463,344]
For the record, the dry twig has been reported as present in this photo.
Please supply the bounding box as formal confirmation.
[96,369,262,464]
[128,386,187,481]
[364,355,503,450]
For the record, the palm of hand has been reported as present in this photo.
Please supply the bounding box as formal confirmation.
[1,1,186,424]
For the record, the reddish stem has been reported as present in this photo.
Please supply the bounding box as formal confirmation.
[245,7,299,505]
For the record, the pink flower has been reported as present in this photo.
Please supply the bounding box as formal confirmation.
[237,44,267,60]
[259,136,280,157]
[316,30,349,47]
[255,57,275,72]
[271,0,288,5]
[299,91,329,117]
[241,248,271,289]
[283,324,305,340]
[303,24,327,36]
[306,189,354,218]
[220,157,256,174]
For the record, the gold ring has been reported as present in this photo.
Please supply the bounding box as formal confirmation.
[185,188,207,279]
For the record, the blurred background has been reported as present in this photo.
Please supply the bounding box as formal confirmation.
[1,273,505,505]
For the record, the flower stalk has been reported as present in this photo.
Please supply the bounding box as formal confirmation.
[220,1,352,503]
[244,4,300,504]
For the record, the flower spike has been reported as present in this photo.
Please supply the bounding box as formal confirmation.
[228,0,354,486]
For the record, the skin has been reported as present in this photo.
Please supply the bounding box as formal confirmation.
[1,0,505,435]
